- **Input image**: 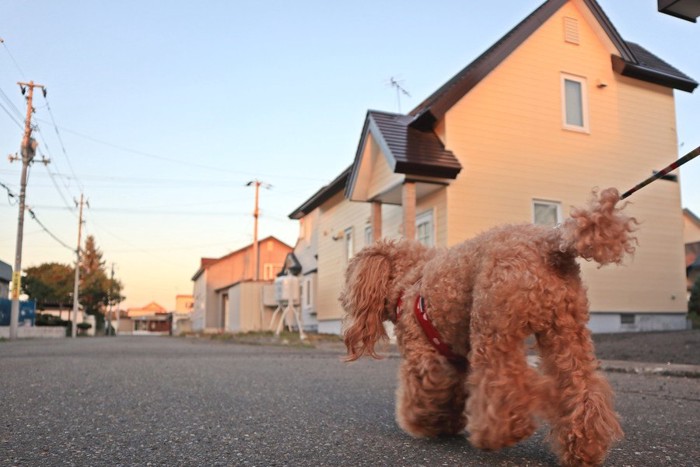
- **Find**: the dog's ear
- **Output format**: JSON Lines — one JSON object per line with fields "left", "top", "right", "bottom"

{"left": 340, "top": 244, "right": 393, "bottom": 361}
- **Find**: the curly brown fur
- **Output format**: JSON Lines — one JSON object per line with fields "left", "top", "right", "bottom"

{"left": 341, "top": 188, "right": 635, "bottom": 466}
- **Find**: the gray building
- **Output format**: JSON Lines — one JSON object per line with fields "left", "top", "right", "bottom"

{"left": 0, "top": 260, "right": 11, "bottom": 299}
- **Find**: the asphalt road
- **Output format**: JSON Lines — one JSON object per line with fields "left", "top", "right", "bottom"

{"left": 1, "top": 337, "right": 698, "bottom": 466}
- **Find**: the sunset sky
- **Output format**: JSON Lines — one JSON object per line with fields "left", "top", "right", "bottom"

{"left": 1, "top": 0, "right": 698, "bottom": 310}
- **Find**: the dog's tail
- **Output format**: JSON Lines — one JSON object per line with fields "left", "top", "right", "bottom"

{"left": 556, "top": 187, "right": 638, "bottom": 265}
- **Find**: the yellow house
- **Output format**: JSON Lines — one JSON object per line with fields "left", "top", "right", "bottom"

{"left": 289, "top": 0, "right": 697, "bottom": 335}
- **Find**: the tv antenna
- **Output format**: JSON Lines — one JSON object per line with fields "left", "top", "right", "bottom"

{"left": 388, "top": 77, "right": 410, "bottom": 113}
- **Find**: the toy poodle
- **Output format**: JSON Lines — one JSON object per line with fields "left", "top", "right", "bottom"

{"left": 341, "top": 187, "right": 636, "bottom": 466}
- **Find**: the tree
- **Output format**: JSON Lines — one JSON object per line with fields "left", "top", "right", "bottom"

{"left": 22, "top": 263, "right": 74, "bottom": 319}
{"left": 79, "top": 235, "right": 125, "bottom": 333}
{"left": 689, "top": 275, "right": 700, "bottom": 316}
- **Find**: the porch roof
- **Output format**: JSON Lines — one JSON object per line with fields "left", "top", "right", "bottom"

{"left": 344, "top": 110, "right": 461, "bottom": 201}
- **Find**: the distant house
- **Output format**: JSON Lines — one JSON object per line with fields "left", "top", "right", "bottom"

{"left": 175, "top": 294, "right": 194, "bottom": 313}
{"left": 0, "top": 260, "right": 11, "bottom": 299}
{"left": 171, "top": 294, "right": 194, "bottom": 335}
{"left": 684, "top": 209, "right": 700, "bottom": 296}
{"left": 289, "top": 0, "right": 696, "bottom": 334}
{"left": 123, "top": 301, "right": 171, "bottom": 335}
{"left": 191, "top": 236, "right": 292, "bottom": 333}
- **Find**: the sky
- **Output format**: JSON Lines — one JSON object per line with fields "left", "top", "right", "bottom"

{"left": 1, "top": 0, "right": 698, "bottom": 311}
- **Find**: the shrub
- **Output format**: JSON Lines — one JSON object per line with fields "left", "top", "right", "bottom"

{"left": 689, "top": 276, "right": 700, "bottom": 312}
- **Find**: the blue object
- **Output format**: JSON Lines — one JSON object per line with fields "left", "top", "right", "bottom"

{"left": 0, "top": 298, "right": 36, "bottom": 326}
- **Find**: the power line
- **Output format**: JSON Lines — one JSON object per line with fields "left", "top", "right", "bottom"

{"left": 1, "top": 37, "right": 27, "bottom": 79}
{"left": 1, "top": 177, "right": 73, "bottom": 250}
{"left": 34, "top": 121, "right": 331, "bottom": 183}
{"left": 0, "top": 179, "right": 18, "bottom": 205}
{"left": 43, "top": 163, "right": 77, "bottom": 214}
{"left": 0, "top": 87, "right": 24, "bottom": 128}
{"left": 41, "top": 95, "right": 84, "bottom": 192}
{"left": 26, "top": 207, "right": 74, "bottom": 251}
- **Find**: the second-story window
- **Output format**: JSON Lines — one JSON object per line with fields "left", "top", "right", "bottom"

{"left": 561, "top": 73, "right": 589, "bottom": 132}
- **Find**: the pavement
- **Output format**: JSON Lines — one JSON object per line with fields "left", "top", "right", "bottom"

{"left": 3, "top": 336, "right": 698, "bottom": 466}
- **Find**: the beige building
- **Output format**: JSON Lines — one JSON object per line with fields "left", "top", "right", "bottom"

{"left": 191, "top": 236, "right": 292, "bottom": 333}
{"left": 122, "top": 302, "right": 171, "bottom": 335}
{"left": 175, "top": 294, "right": 194, "bottom": 313}
{"left": 290, "top": 0, "right": 696, "bottom": 334}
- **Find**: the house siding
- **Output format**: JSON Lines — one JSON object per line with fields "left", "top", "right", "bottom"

{"left": 441, "top": 2, "right": 685, "bottom": 314}
{"left": 367, "top": 136, "right": 402, "bottom": 200}
{"left": 316, "top": 192, "right": 371, "bottom": 325}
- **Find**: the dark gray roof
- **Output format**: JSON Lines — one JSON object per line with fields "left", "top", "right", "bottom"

{"left": 612, "top": 42, "right": 698, "bottom": 93}
{"left": 288, "top": 166, "right": 351, "bottom": 219}
{"left": 369, "top": 111, "right": 461, "bottom": 178}
{"left": 344, "top": 110, "right": 461, "bottom": 199}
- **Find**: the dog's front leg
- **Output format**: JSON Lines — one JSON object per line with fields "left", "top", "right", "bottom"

{"left": 395, "top": 341, "right": 468, "bottom": 438}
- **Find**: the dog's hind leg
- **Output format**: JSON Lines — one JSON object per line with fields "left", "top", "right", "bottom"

{"left": 395, "top": 344, "right": 468, "bottom": 437}
{"left": 465, "top": 279, "right": 552, "bottom": 451}
{"left": 465, "top": 323, "right": 545, "bottom": 450}
{"left": 535, "top": 289, "right": 623, "bottom": 467}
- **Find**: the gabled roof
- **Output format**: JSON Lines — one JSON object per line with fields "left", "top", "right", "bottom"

{"left": 288, "top": 166, "right": 351, "bottom": 220}
{"left": 685, "top": 208, "right": 700, "bottom": 227}
{"left": 409, "top": 0, "right": 697, "bottom": 128}
{"left": 191, "top": 235, "right": 292, "bottom": 281}
{"left": 345, "top": 110, "right": 461, "bottom": 199}
{"left": 281, "top": 252, "right": 302, "bottom": 276}
{"left": 127, "top": 301, "right": 167, "bottom": 314}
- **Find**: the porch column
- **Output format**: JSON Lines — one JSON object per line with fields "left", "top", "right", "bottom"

{"left": 402, "top": 181, "right": 416, "bottom": 240}
{"left": 371, "top": 201, "right": 382, "bottom": 241}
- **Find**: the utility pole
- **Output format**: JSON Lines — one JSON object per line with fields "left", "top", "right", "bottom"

{"left": 71, "top": 193, "right": 86, "bottom": 338}
{"left": 8, "top": 81, "right": 45, "bottom": 340}
{"left": 246, "top": 180, "right": 270, "bottom": 281}
{"left": 107, "top": 263, "right": 114, "bottom": 336}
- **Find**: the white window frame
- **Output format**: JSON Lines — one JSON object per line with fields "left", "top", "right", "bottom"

{"left": 561, "top": 73, "right": 589, "bottom": 133}
{"left": 364, "top": 225, "right": 373, "bottom": 246}
{"left": 415, "top": 209, "right": 435, "bottom": 247}
{"left": 344, "top": 227, "right": 354, "bottom": 261}
{"left": 303, "top": 277, "right": 312, "bottom": 308}
{"left": 263, "top": 263, "right": 276, "bottom": 281}
{"left": 532, "top": 199, "right": 562, "bottom": 226}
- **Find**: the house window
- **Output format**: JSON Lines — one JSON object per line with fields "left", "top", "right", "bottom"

{"left": 561, "top": 74, "right": 588, "bottom": 132}
{"left": 263, "top": 263, "right": 280, "bottom": 280}
{"left": 620, "top": 314, "right": 635, "bottom": 325}
{"left": 344, "top": 227, "right": 354, "bottom": 260}
{"left": 416, "top": 210, "right": 434, "bottom": 247}
{"left": 364, "top": 225, "right": 373, "bottom": 246}
{"left": 533, "top": 200, "right": 562, "bottom": 226}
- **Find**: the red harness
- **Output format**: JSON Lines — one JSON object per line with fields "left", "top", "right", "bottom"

{"left": 396, "top": 294, "right": 468, "bottom": 371}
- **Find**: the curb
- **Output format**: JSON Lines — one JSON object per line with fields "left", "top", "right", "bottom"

{"left": 599, "top": 359, "right": 700, "bottom": 379}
